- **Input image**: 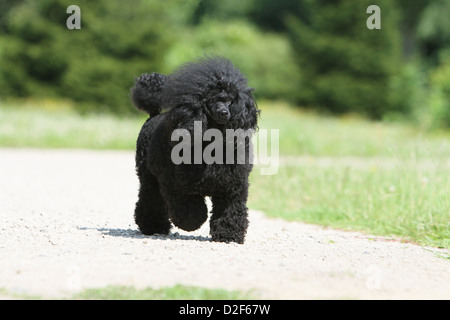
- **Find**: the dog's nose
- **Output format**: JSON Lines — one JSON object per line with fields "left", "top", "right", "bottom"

{"left": 219, "top": 109, "right": 229, "bottom": 120}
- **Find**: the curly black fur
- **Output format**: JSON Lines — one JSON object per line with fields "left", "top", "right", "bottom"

{"left": 130, "top": 72, "right": 167, "bottom": 117}
{"left": 131, "top": 57, "right": 260, "bottom": 244}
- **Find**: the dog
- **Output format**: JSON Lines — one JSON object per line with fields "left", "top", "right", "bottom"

{"left": 130, "top": 57, "right": 259, "bottom": 243}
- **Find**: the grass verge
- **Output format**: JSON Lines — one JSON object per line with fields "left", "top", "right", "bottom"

{"left": 249, "top": 158, "right": 450, "bottom": 248}
{"left": 0, "top": 100, "right": 143, "bottom": 149}
{"left": 0, "top": 284, "right": 255, "bottom": 300}
{"left": 250, "top": 101, "right": 449, "bottom": 248}
{"left": 73, "top": 284, "right": 254, "bottom": 300}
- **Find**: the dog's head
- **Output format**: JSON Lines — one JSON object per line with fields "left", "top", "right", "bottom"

{"left": 202, "top": 75, "right": 259, "bottom": 129}
{"left": 163, "top": 57, "right": 260, "bottom": 131}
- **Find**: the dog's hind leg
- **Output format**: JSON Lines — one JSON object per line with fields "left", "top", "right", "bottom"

{"left": 135, "top": 170, "right": 171, "bottom": 235}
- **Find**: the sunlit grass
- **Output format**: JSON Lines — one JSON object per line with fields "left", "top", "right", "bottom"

{"left": 73, "top": 284, "right": 254, "bottom": 300}
{"left": 249, "top": 157, "right": 450, "bottom": 248}
{"left": 0, "top": 99, "right": 143, "bottom": 149}
{"left": 251, "top": 101, "right": 450, "bottom": 248}
{"left": 0, "top": 285, "right": 255, "bottom": 300}
{"left": 257, "top": 100, "right": 450, "bottom": 158}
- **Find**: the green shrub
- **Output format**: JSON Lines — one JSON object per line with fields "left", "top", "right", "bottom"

{"left": 0, "top": 1, "right": 300, "bottom": 112}
{"left": 164, "top": 20, "right": 301, "bottom": 102}
{"left": 0, "top": 0, "right": 182, "bottom": 114}
{"left": 286, "top": 0, "right": 403, "bottom": 119}
{"left": 388, "top": 62, "right": 427, "bottom": 123}
{"left": 428, "top": 62, "right": 450, "bottom": 128}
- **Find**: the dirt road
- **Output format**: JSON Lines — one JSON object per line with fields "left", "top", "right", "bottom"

{"left": 0, "top": 149, "right": 449, "bottom": 299}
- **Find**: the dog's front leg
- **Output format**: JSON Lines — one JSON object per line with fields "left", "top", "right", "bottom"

{"left": 210, "top": 190, "right": 249, "bottom": 244}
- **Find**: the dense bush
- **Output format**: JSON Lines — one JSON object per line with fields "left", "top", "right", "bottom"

{"left": 0, "top": 0, "right": 188, "bottom": 113}
{"left": 388, "top": 62, "right": 427, "bottom": 123}
{"left": 164, "top": 20, "right": 301, "bottom": 102}
{"left": 0, "top": 0, "right": 302, "bottom": 112}
{"left": 286, "top": 0, "right": 403, "bottom": 119}
{"left": 428, "top": 61, "right": 450, "bottom": 128}
{"left": 0, "top": 0, "right": 449, "bottom": 128}
{"left": 417, "top": 0, "right": 450, "bottom": 65}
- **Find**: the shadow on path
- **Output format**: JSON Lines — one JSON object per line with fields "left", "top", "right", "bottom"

{"left": 78, "top": 226, "right": 211, "bottom": 242}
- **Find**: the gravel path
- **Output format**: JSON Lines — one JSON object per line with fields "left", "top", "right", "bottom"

{"left": 0, "top": 149, "right": 449, "bottom": 299}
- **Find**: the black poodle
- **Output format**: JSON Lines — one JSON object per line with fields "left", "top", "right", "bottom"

{"left": 130, "top": 57, "right": 259, "bottom": 243}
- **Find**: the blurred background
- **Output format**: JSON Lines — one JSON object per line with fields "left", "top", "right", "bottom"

{"left": 0, "top": 0, "right": 449, "bottom": 129}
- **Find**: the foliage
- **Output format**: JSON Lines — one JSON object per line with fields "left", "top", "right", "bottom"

{"left": 428, "top": 61, "right": 450, "bottom": 128}
{"left": 164, "top": 20, "right": 301, "bottom": 101}
{"left": 190, "top": 0, "right": 254, "bottom": 24}
{"left": 417, "top": 0, "right": 450, "bottom": 65}
{"left": 388, "top": 62, "right": 427, "bottom": 123}
{"left": 0, "top": 0, "right": 449, "bottom": 127}
{"left": 249, "top": 0, "right": 311, "bottom": 32}
{"left": 286, "top": 0, "right": 403, "bottom": 119}
{"left": 0, "top": 0, "right": 189, "bottom": 113}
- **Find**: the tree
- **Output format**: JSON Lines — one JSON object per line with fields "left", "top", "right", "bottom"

{"left": 0, "top": 0, "right": 187, "bottom": 113}
{"left": 417, "top": 0, "right": 450, "bottom": 65}
{"left": 287, "top": 0, "right": 403, "bottom": 119}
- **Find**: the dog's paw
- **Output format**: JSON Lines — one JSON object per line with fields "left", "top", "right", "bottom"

{"left": 136, "top": 219, "right": 171, "bottom": 236}
{"left": 211, "top": 232, "right": 245, "bottom": 244}
{"left": 210, "top": 214, "right": 248, "bottom": 244}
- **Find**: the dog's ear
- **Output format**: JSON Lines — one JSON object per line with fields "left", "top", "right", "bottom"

{"left": 168, "top": 105, "right": 208, "bottom": 146}
{"left": 244, "top": 95, "right": 260, "bottom": 131}
{"left": 230, "top": 92, "right": 259, "bottom": 131}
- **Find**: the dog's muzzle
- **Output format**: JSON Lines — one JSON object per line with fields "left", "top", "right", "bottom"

{"left": 214, "top": 103, "right": 230, "bottom": 124}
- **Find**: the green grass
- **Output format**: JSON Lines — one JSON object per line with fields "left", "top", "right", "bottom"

{"left": 0, "top": 285, "right": 254, "bottom": 300}
{"left": 73, "top": 284, "right": 254, "bottom": 300}
{"left": 2, "top": 99, "right": 449, "bottom": 157}
{"left": 249, "top": 101, "right": 450, "bottom": 248}
{"left": 258, "top": 100, "right": 450, "bottom": 158}
{"left": 249, "top": 159, "right": 450, "bottom": 248}
{"left": 1, "top": 99, "right": 449, "bottom": 248}
{"left": 0, "top": 99, "right": 142, "bottom": 149}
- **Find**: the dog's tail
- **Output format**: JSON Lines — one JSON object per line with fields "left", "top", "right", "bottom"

{"left": 130, "top": 72, "right": 167, "bottom": 117}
